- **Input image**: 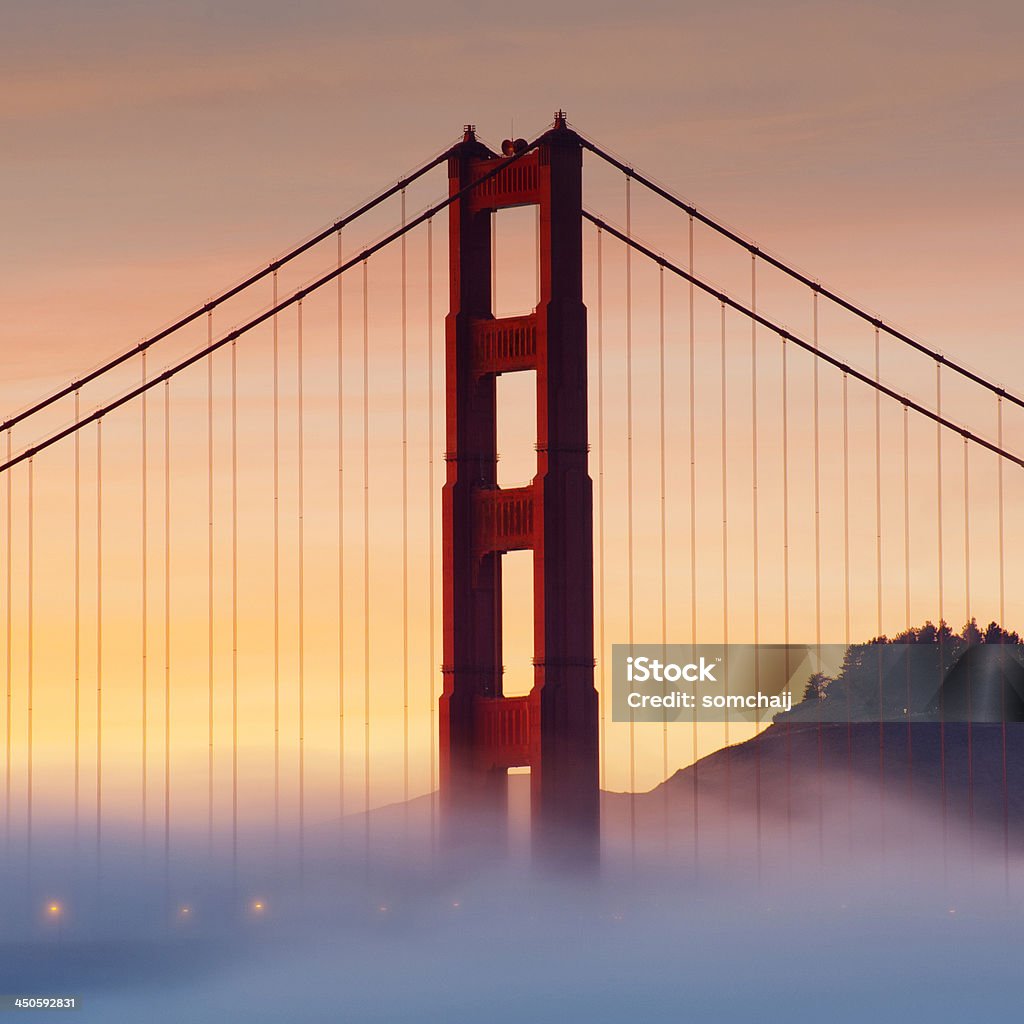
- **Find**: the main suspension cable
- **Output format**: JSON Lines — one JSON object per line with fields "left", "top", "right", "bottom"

{"left": 582, "top": 213, "right": 1024, "bottom": 468}
{"left": 0, "top": 135, "right": 546, "bottom": 477}
{"left": 580, "top": 137, "right": 1024, "bottom": 412}
{"left": 0, "top": 148, "right": 456, "bottom": 435}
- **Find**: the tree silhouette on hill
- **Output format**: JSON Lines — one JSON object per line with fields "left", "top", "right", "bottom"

{"left": 781, "top": 620, "right": 1024, "bottom": 723}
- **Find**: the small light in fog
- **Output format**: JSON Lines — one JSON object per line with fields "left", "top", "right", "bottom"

{"left": 252, "top": 900, "right": 265, "bottom": 913}
{"left": 378, "top": 904, "right": 388, "bottom": 913}
{"left": 180, "top": 906, "right": 191, "bottom": 917}
{"left": 451, "top": 901, "right": 460, "bottom": 909}
{"left": 948, "top": 908, "right": 957, "bottom": 915}
{"left": 47, "top": 902, "right": 61, "bottom": 917}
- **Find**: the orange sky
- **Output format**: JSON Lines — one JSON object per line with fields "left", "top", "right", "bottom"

{"left": 2, "top": 0, "right": 1022, "bottom": 835}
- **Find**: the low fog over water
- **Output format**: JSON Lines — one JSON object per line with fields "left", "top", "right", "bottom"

{"left": 3, "top": 723, "right": 1024, "bottom": 1022}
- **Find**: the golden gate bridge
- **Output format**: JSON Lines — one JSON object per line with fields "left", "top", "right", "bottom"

{"left": 1, "top": 112, "right": 1021, "bottom": 895}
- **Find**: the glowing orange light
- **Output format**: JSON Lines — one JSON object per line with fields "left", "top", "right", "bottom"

{"left": 47, "top": 902, "right": 61, "bottom": 916}
{"left": 180, "top": 906, "right": 191, "bottom": 916}
{"left": 252, "top": 900, "right": 265, "bottom": 913}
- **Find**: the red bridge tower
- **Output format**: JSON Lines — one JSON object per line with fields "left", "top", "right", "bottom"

{"left": 439, "top": 114, "right": 599, "bottom": 858}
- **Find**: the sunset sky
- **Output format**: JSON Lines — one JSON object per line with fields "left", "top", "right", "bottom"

{"left": 2, "top": 0, "right": 1022, "bottom": 834}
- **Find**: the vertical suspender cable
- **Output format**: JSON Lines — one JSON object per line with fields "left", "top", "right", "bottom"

{"left": 751, "top": 255, "right": 760, "bottom": 663}
{"left": 26, "top": 458, "right": 33, "bottom": 876}
{"left": 781, "top": 334, "right": 791, "bottom": 862}
{"left": 141, "top": 358, "right": 148, "bottom": 850}
{"left": 96, "top": 422, "right": 103, "bottom": 872}
{"left": 625, "top": 176, "right": 635, "bottom": 831}
{"left": 875, "top": 329, "right": 884, "bottom": 848}
{"left": 936, "top": 365, "right": 944, "bottom": 629}
{"left": 163, "top": 381, "right": 171, "bottom": 885}
{"left": 688, "top": 217, "right": 696, "bottom": 647}
{"left": 964, "top": 435, "right": 973, "bottom": 839}
{"left": 963, "top": 439, "right": 970, "bottom": 626}
{"left": 995, "top": 397, "right": 1003, "bottom": 626}
{"left": 904, "top": 404, "right": 911, "bottom": 631}
{"left": 659, "top": 266, "right": 667, "bottom": 794}
{"left": 272, "top": 271, "right": 281, "bottom": 852}
{"left": 4, "top": 430, "right": 10, "bottom": 856}
{"left": 688, "top": 216, "right": 699, "bottom": 868}
{"left": 812, "top": 291, "right": 823, "bottom": 864}
{"left": 903, "top": 403, "right": 913, "bottom": 801}
{"left": 207, "top": 316, "right": 215, "bottom": 854}
{"left": 338, "top": 230, "right": 346, "bottom": 824}
{"left": 363, "top": 260, "right": 370, "bottom": 840}
{"left": 232, "top": 332, "right": 240, "bottom": 879}
{"left": 751, "top": 254, "right": 761, "bottom": 879}
{"left": 76, "top": 393, "right": 82, "bottom": 848}
{"left": 427, "top": 221, "right": 436, "bottom": 828}
{"left": 596, "top": 226, "right": 606, "bottom": 792}
{"left": 875, "top": 329, "right": 883, "bottom": 635}
{"left": 720, "top": 301, "right": 731, "bottom": 854}
{"left": 997, "top": 397, "right": 1008, "bottom": 892}
{"left": 720, "top": 303, "right": 728, "bottom": 656}
{"left": 843, "top": 374, "right": 850, "bottom": 643}
{"left": 842, "top": 371, "right": 852, "bottom": 850}
{"left": 936, "top": 365, "right": 947, "bottom": 875}
{"left": 296, "top": 301, "right": 304, "bottom": 874}
{"left": 401, "top": 189, "right": 410, "bottom": 806}
{"left": 812, "top": 293, "right": 821, "bottom": 654}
